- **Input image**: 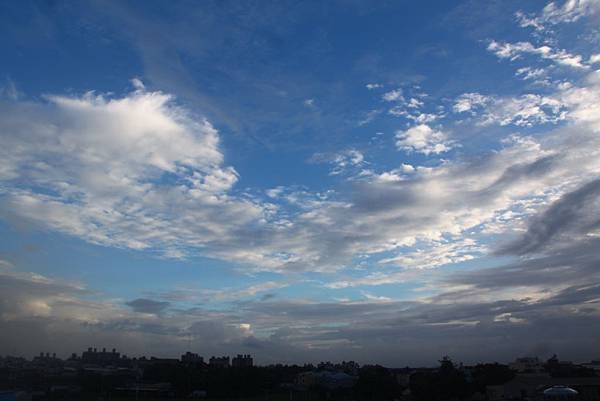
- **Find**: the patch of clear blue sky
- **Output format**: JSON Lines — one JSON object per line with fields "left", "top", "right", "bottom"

{"left": 0, "top": 0, "right": 543, "bottom": 170}
{"left": 0, "top": 0, "right": 561, "bottom": 306}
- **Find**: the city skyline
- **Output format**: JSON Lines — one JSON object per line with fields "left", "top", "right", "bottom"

{"left": 6, "top": 346, "right": 600, "bottom": 370}
{"left": 1, "top": 0, "right": 600, "bottom": 366}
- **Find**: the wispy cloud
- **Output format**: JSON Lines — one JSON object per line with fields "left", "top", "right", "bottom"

{"left": 487, "top": 40, "right": 588, "bottom": 69}
{"left": 516, "top": 0, "right": 600, "bottom": 30}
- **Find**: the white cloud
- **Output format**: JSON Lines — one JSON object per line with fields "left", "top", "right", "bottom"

{"left": 366, "top": 83, "right": 383, "bottom": 90}
{"left": 453, "top": 92, "right": 491, "bottom": 113}
{"left": 487, "top": 40, "right": 588, "bottom": 69}
{"left": 131, "top": 77, "right": 145, "bottom": 90}
{"left": 0, "top": 78, "right": 21, "bottom": 100}
{"left": 375, "top": 171, "right": 403, "bottom": 183}
{"left": 401, "top": 163, "right": 415, "bottom": 173}
{"left": 2, "top": 68, "right": 600, "bottom": 277}
{"left": 312, "top": 149, "right": 365, "bottom": 176}
{"left": 515, "top": 67, "right": 549, "bottom": 83}
{"left": 320, "top": 71, "right": 600, "bottom": 274}
{"left": 494, "top": 313, "right": 527, "bottom": 324}
{"left": 191, "top": 281, "right": 290, "bottom": 302}
{"left": 379, "top": 238, "right": 485, "bottom": 269}
{"left": 266, "top": 186, "right": 285, "bottom": 199}
{"left": 395, "top": 124, "right": 455, "bottom": 155}
{"left": 481, "top": 94, "right": 567, "bottom": 127}
{"left": 589, "top": 54, "right": 600, "bottom": 64}
{"left": 411, "top": 113, "right": 439, "bottom": 123}
{"left": 558, "top": 70, "right": 600, "bottom": 129}
{"left": 303, "top": 98, "right": 315, "bottom": 108}
{"left": 360, "top": 291, "right": 392, "bottom": 302}
{"left": 4, "top": 0, "right": 600, "bottom": 365}
{"left": 358, "top": 109, "right": 382, "bottom": 126}
{"left": 0, "top": 88, "right": 264, "bottom": 259}
{"left": 454, "top": 92, "right": 567, "bottom": 127}
{"left": 382, "top": 89, "right": 404, "bottom": 102}
{"left": 372, "top": 164, "right": 416, "bottom": 183}
{"left": 515, "top": 10, "right": 546, "bottom": 31}
{"left": 407, "top": 98, "right": 424, "bottom": 109}
{"left": 517, "top": 0, "right": 600, "bottom": 30}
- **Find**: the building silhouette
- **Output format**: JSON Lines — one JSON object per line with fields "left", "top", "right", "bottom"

{"left": 209, "top": 356, "right": 230, "bottom": 368}
{"left": 181, "top": 351, "right": 204, "bottom": 364}
{"left": 232, "top": 354, "right": 253, "bottom": 368}
{"left": 81, "top": 347, "right": 122, "bottom": 365}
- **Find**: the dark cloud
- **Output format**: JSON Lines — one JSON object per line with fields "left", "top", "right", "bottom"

{"left": 498, "top": 178, "right": 600, "bottom": 255}
{"left": 126, "top": 298, "right": 171, "bottom": 315}
{"left": 448, "top": 239, "right": 600, "bottom": 292}
{"left": 477, "top": 155, "right": 558, "bottom": 200}
{"left": 259, "top": 293, "right": 276, "bottom": 301}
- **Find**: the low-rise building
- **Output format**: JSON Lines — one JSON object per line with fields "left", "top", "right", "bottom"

{"left": 209, "top": 356, "right": 230, "bottom": 368}
{"left": 509, "top": 357, "right": 545, "bottom": 374}
{"left": 81, "top": 347, "right": 122, "bottom": 366}
{"left": 232, "top": 354, "right": 253, "bottom": 368}
{"left": 295, "top": 371, "right": 357, "bottom": 390}
{"left": 181, "top": 352, "right": 204, "bottom": 365}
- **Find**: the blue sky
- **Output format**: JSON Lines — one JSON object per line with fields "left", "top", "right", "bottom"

{"left": 1, "top": 0, "right": 600, "bottom": 366}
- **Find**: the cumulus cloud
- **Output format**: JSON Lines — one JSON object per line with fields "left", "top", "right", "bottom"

{"left": 395, "top": 124, "right": 455, "bottom": 154}
{"left": 371, "top": 164, "right": 416, "bottom": 183}
{"left": 0, "top": 86, "right": 265, "bottom": 259}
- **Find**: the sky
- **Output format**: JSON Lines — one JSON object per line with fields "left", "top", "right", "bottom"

{"left": 1, "top": 0, "right": 600, "bottom": 367}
